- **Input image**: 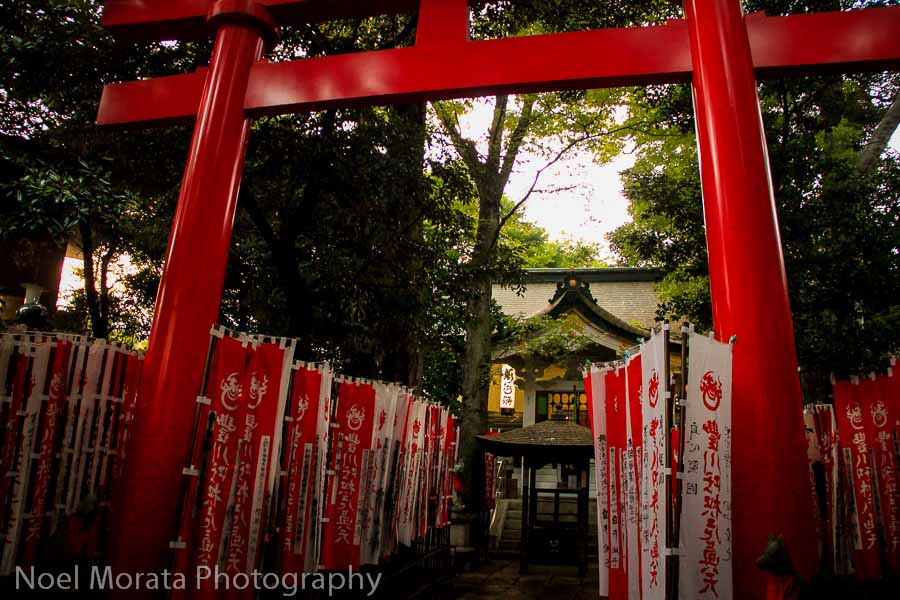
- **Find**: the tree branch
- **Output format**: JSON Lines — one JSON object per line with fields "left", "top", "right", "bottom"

{"left": 240, "top": 185, "right": 281, "bottom": 256}
{"left": 491, "top": 122, "right": 645, "bottom": 250}
{"left": 376, "top": 13, "right": 419, "bottom": 50}
{"left": 486, "top": 95, "right": 509, "bottom": 173}
{"left": 498, "top": 95, "right": 537, "bottom": 188}
{"left": 434, "top": 102, "right": 483, "bottom": 169}
{"left": 858, "top": 92, "right": 900, "bottom": 174}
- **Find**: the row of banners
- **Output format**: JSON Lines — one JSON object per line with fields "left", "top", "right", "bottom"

{"left": 583, "top": 326, "right": 734, "bottom": 600}
{"left": 0, "top": 327, "right": 458, "bottom": 587}
{"left": 806, "top": 368, "right": 900, "bottom": 580}
{"left": 168, "top": 326, "right": 457, "bottom": 596}
{"left": 0, "top": 333, "right": 144, "bottom": 575}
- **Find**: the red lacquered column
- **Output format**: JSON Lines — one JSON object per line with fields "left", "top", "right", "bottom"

{"left": 683, "top": 0, "right": 817, "bottom": 596}
{"left": 109, "top": 0, "right": 276, "bottom": 578}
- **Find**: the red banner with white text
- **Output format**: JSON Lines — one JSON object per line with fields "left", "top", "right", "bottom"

{"left": 322, "top": 381, "right": 376, "bottom": 570}
{"left": 833, "top": 379, "right": 882, "bottom": 579}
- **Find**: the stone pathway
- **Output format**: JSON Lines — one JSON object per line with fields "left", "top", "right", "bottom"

{"left": 437, "top": 559, "right": 603, "bottom": 600}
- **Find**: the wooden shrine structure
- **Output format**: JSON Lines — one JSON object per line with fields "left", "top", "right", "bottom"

{"left": 478, "top": 415, "right": 594, "bottom": 576}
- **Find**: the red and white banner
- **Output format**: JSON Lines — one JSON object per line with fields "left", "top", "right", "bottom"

{"left": 861, "top": 376, "right": 900, "bottom": 573}
{"left": 385, "top": 393, "right": 412, "bottom": 556}
{"left": 439, "top": 412, "right": 456, "bottom": 528}
{"left": 112, "top": 353, "right": 143, "bottom": 485}
{"left": 22, "top": 339, "right": 73, "bottom": 563}
{"left": 833, "top": 378, "right": 881, "bottom": 579}
{"left": 679, "top": 330, "right": 733, "bottom": 600}
{"left": 360, "top": 382, "right": 400, "bottom": 565}
{"left": 640, "top": 329, "right": 667, "bottom": 599}
{"left": 805, "top": 404, "right": 844, "bottom": 574}
{"left": 310, "top": 364, "right": 334, "bottom": 569}
{"left": 0, "top": 350, "right": 30, "bottom": 517}
{"left": 606, "top": 366, "right": 627, "bottom": 599}
{"left": 223, "top": 341, "right": 288, "bottom": 576}
{"left": 322, "top": 381, "right": 376, "bottom": 569}
{"left": 0, "top": 337, "right": 14, "bottom": 404}
{"left": 281, "top": 363, "right": 325, "bottom": 572}
{"left": 398, "top": 399, "right": 426, "bottom": 547}
{"left": 67, "top": 341, "right": 106, "bottom": 513}
{"left": 586, "top": 364, "right": 610, "bottom": 597}
{"left": 2, "top": 340, "right": 51, "bottom": 575}
{"left": 624, "top": 355, "right": 642, "bottom": 600}
{"left": 193, "top": 335, "right": 252, "bottom": 575}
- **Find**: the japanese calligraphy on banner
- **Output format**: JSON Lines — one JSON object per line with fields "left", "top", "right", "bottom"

{"left": 112, "top": 353, "right": 144, "bottom": 487}
{"left": 833, "top": 379, "right": 882, "bottom": 579}
{"left": 606, "top": 366, "right": 627, "bottom": 599}
{"left": 624, "top": 355, "right": 643, "bottom": 600}
{"left": 383, "top": 393, "right": 412, "bottom": 557}
{"left": 0, "top": 334, "right": 143, "bottom": 576}
{"left": 1, "top": 341, "right": 51, "bottom": 575}
{"left": 282, "top": 364, "right": 325, "bottom": 573}
{"left": 310, "top": 365, "right": 334, "bottom": 569}
{"left": 804, "top": 404, "right": 845, "bottom": 575}
{"left": 585, "top": 364, "right": 610, "bottom": 597}
{"left": 500, "top": 365, "right": 516, "bottom": 411}
{"left": 640, "top": 329, "right": 667, "bottom": 600}
{"left": 398, "top": 399, "right": 427, "bottom": 547}
{"left": 23, "top": 339, "right": 72, "bottom": 563}
{"left": 193, "top": 335, "right": 252, "bottom": 575}
{"left": 322, "top": 381, "right": 376, "bottom": 570}
{"left": 439, "top": 413, "right": 457, "bottom": 528}
{"left": 861, "top": 377, "right": 900, "bottom": 573}
{"left": 679, "top": 331, "right": 733, "bottom": 600}
{"left": 66, "top": 341, "right": 106, "bottom": 514}
{"left": 360, "top": 382, "right": 400, "bottom": 565}
{"left": 223, "top": 341, "right": 288, "bottom": 576}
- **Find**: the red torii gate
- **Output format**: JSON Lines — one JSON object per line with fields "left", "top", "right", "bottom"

{"left": 98, "top": 0, "right": 900, "bottom": 596}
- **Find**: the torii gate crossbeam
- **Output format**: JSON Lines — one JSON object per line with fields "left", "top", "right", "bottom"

{"left": 97, "top": 1, "right": 900, "bottom": 598}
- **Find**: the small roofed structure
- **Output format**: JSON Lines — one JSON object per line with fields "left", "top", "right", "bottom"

{"left": 477, "top": 417, "right": 594, "bottom": 463}
{"left": 477, "top": 415, "right": 593, "bottom": 576}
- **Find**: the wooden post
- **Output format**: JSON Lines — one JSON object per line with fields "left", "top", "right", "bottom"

{"left": 578, "top": 461, "right": 589, "bottom": 577}
{"left": 520, "top": 457, "right": 530, "bottom": 574}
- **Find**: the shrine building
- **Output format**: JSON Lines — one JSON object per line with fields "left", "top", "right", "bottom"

{"left": 488, "top": 267, "right": 671, "bottom": 431}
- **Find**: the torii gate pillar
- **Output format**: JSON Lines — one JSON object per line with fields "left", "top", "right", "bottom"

{"left": 685, "top": 0, "right": 817, "bottom": 595}
{"left": 108, "top": 0, "right": 277, "bottom": 578}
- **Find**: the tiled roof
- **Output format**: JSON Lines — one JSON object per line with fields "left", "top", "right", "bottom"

{"left": 477, "top": 418, "right": 593, "bottom": 450}
{"left": 493, "top": 268, "right": 662, "bottom": 329}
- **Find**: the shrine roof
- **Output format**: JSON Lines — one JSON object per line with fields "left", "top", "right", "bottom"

{"left": 476, "top": 417, "right": 594, "bottom": 460}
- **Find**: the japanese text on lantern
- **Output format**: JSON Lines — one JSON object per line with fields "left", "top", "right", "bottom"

{"left": 500, "top": 365, "right": 516, "bottom": 411}
{"left": 700, "top": 419, "right": 721, "bottom": 597}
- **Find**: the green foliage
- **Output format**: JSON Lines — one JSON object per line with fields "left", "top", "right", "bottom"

{"left": 502, "top": 213, "right": 606, "bottom": 269}
{"left": 494, "top": 312, "right": 596, "bottom": 364}
{"left": 1, "top": 158, "right": 135, "bottom": 241}
{"left": 608, "top": 20, "right": 900, "bottom": 375}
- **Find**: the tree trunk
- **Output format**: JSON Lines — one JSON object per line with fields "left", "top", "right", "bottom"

{"left": 99, "top": 245, "right": 115, "bottom": 336}
{"left": 434, "top": 94, "right": 535, "bottom": 512}
{"left": 858, "top": 93, "right": 900, "bottom": 174}
{"left": 458, "top": 174, "right": 503, "bottom": 510}
{"left": 78, "top": 221, "right": 108, "bottom": 339}
{"left": 387, "top": 102, "right": 428, "bottom": 388}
